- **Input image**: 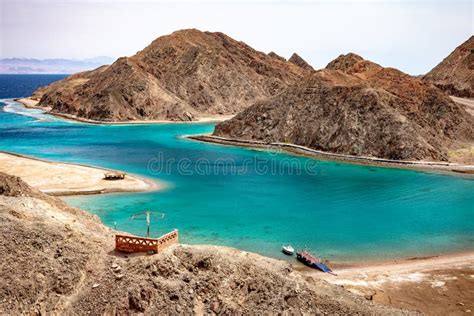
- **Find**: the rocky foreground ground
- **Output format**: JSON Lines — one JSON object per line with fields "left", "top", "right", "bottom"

{"left": 0, "top": 172, "right": 416, "bottom": 314}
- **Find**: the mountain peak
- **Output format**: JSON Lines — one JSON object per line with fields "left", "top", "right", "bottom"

{"left": 288, "top": 53, "right": 314, "bottom": 71}
{"left": 325, "top": 53, "right": 364, "bottom": 72}
{"left": 268, "top": 51, "right": 286, "bottom": 62}
{"left": 325, "top": 53, "right": 385, "bottom": 81}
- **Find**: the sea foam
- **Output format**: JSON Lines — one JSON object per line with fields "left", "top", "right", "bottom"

{"left": 1, "top": 99, "right": 59, "bottom": 122}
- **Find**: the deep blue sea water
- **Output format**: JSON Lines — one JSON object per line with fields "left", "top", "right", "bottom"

{"left": 0, "top": 75, "right": 473, "bottom": 262}
{"left": 0, "top": 74, "right": 68, "bottom": 98}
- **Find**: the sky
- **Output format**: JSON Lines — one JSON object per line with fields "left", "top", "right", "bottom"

{"left": 0, "top": 0, "right": 472, "bottom": 75}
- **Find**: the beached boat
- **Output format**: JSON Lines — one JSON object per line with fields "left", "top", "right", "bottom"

{"left": 104, "top": 171, "right": 126, "bottom": 180}
{"left": 296, "top": 250, "right": 333, "bottom": 273}
{"left": 282, "top": 245, "right": 295, "bottom": 255}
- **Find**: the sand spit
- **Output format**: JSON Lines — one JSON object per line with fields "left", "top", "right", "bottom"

{"left": 15, "top": 98, "right": 233, "bottom": 124}
{"left": 14, "top": 97, "right": 47, "bottom": 110}
{"left": 188, "top": 135, "right": 474, "bottom": 176}
{"left": 0, "top": 152, "right": 161, "bottom": 196}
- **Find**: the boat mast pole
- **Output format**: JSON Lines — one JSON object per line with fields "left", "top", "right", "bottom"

{"left": 146, "top": 211, "right": 150, "bottom": 238}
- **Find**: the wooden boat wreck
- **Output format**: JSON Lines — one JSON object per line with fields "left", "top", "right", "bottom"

{"left": 104, "top": 171, "right": 126, "bottom": 180}
{"left": 296, "top": 250, "right": 334, "bottom": 274}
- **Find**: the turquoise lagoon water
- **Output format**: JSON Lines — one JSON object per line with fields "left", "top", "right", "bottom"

{"left": 0, "top": 99, "right": 473, "bottom": 262}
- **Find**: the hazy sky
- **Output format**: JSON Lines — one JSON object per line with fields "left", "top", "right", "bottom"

{"left": 1, "top": 0, "right": 472, "bottom": 74}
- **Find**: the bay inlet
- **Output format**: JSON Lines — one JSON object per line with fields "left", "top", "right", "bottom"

{"left": 0, "top": 97, "right": 473, "bottom": 262}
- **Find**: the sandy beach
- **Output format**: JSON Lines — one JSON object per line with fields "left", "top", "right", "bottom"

{"left": 15, "top": 98, "right": 234, "bottom": 124}
{"left": 306, "top": 252, "right": 474, "bottom": 314}
{"left": 14, "top": 97, "right": 50, "bottom": 110}
{"left": 0, "top": 151, "right": 161, "bottom": 195}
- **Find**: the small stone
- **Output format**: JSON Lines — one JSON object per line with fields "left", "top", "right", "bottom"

{"left": 92, "top": 283, "right": 100, "bottom": 288}
{"left": 457, "top": 302, "right": 465, "bottom": 306}
{"left": 188, "top": 289, "right": 194, "bottom": 294}
{"left": 111, "top": 262, "right": 118, "bottom": 269}
{"left": 364, "top": 294, "right": 373, "bottom": 301}
{"left": 115, "top": 274, "right": 124, "bottom": 280}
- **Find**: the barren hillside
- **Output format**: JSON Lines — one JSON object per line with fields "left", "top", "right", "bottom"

{"left": 32, "top": 29, "right": 309, "bottom": 122}
{"left": 423, "top": 36, "right": 474, "bottom": 97}
{"left": 214, "top": 54, "right": 474, "bottom": 161}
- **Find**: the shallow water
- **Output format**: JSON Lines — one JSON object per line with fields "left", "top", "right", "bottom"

{"left": 0, "top": 95, "right": 473, "bottom": 262}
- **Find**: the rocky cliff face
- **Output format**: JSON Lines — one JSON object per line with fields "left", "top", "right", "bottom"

{"left": 423, "top": 36, "right": 474, "bottom": 97}
{"left": 214, "top": 54, "right": 474, "bottom": 161}
{"left": 34, "top": 29, "right": 308, "bottom": 122}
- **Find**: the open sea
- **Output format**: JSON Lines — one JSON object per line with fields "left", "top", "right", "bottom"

{"left": 0, "top": 74, "right": 473, "bottom": 262}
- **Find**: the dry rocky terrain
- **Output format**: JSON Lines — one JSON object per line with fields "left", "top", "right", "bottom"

{"left": 423, "top": 36, "right": 474, "bottom": 97}
{"left": 0, "top": 172, "right": 417, "bottom": 314}
{"left": 32, "top": 29, "right": 308, "bottom": 122}
{"left": 288, "top": 53, "right": 315, "bottom": 71}
{"left": 214, "top": 53, "right": 474, "bottom": 161}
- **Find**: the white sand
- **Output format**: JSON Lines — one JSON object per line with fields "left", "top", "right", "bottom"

{"left": 0, "top": 152, "right": 162, "bottom": 195}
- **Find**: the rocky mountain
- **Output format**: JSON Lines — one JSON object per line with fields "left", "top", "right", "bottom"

{"left": 423, "top": 36, "right": 474, "bottom": 97}
{"left": 288, "top": 53, "right": 314, "bottom": 71}
{"left": 32, "top": 29, "right": 309, "bottom": 122}
{"left": 214, "top": 54, "right": 474, "bottom": 161}
{"left": 0, "top": 172, "right": 410, "bottom": 314}
{"left": 267, "top": 51, "right": 287, "bottom": 62}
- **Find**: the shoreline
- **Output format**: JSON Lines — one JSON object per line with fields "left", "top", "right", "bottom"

{"left": 187, "top": 134, "right": 474, "bottom": 176}
{"left": 12, "top": 97, "right": 50, "bottom": 110}
{"left": 307, "top": 250, "right": 474, "bottom": 314}
{"left": 7, "top": 150, "right": 471, "bottom": 271}
{"left": 14, "top": 98, "right": 234, "bottom": 124}
{"left": 0, "top": 151, "right": 163, "bottom": 196}
{"left": 2, "top": 149, "right": 470, "bottom": 271}
{"left": 311, "top": 249, "right": 474, "bottom": 271}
